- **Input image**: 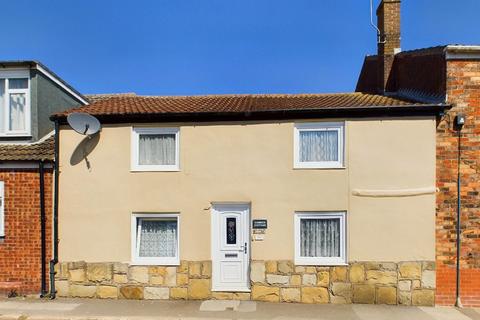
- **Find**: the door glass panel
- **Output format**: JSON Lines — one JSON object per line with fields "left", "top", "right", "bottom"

{"left": 226, "top": 217, "right": 237, "bottom": 245}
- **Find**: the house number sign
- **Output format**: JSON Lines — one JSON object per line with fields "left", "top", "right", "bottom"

{"left": 252, "top": 219, "right": 267, "bottom": 229}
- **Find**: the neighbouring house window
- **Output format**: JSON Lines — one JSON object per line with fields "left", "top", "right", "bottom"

{"left": 0, "top": 181, "right": 4, "bottom": 237}
{"left": 131, "top": 213, "right": 180, "bottom": 265}
{"left": 0, "top": 72, "right": 30, "bottom": 136}
{"left": 131, "top": 127, "right": 180, "bottom": 171}
{"left": 294, "top": 212, "right": 346, "bottom": 265}
{"left": 294, "top": 122, "right": 344, "bottom": 168}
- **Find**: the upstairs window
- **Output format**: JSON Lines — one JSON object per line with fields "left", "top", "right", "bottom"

{"left": 0, "top": 71, "right": 30, "bottom": 136}
{"left": 131, "top": 127, "right": 180, "bottom": 171}
{"left": 294, "top": 122, "right": 344, "bottom": 169}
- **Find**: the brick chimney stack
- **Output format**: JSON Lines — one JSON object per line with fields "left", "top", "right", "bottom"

{"left": 376, "top": 0, "right": 401, "bottom": 93}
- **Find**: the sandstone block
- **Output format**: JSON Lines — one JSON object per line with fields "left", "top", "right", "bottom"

{"left": 97, "top": 286, "right": 118, "bottom": 299}
{"left": 366, "top": 270, "right": 397, "bottom": 285}
{"left": 177, "top": 273, "right": 189, "bottom": 286}
{"left": 178, "top": 261, "right": 189, "bottom": 273}
{"left": 55, "top": 280, "right": 69, "bottom": 297}
{"left": 422, "top": 261, "right": 435, "bottom": 271}
{"left": 68, "top": 261, "right": 86, "bottom": 270}
{"left": 165, "top": 267, "right": 177, "bottom": 286}
{"left": 120, "top": 286, "right": 144, "bottom": 299}
{"left": 252, "top": 285, "right": 279, "bottom": 302}
{"left": 69, "top": 269, "right": 86, "bottom": 282}
{"left": 305, "top": 267, "right": 317, "bottom": 273}
{"left": 202, "top": 261, "right": 212, "bottom": 277}
{"left": 144, "top": 287, "right": 169, "bottom": 300}
{"left": 129, "top": 266, "right": 149, "bottom": 283}
{"left": 290, "top": 275, "right": 301, "bottom": 286}
{"left": 265, "top": 261, "right": 277, "bottom": 273}
{"left": 412, "top": 290, "right": 434, "bottom": 306}
{"left": 188, "top": 279, "right": 211, "bottom": 300}
{"left": 113, "top": 274, "right": 128, "bottom": 284}
{"left": 59, "top": 263, "right": 69, "bottom": 279}
{"left": 87, "top": 263, "right": 112, "bottom": 282}
{"left": 317, "top": 271, "right": 329, "bottom": 287}
{"left": 398, "top": 291, "right": 412, "bottom": 306}
{"left": 353, "top": 285, "right": 375, "bottom": 304}
{"left": 170, "top": 287, "right": 188, "bottom": 300}
{"left": 331, "top": 267, "right": 348, "bottom": 282}
{"left": 148, "top": 266, "right": 166, "bottom": 276}
{"left": 295, "top": 266, "right": 306, "bottom": 273}
{"left": 266, "top": 274, "right": 289, "bottom": 285}
{"left": 113, "top": 263, "right": 128, "bottom": 274}
{"left": 349, "top": 264, "right": 365, "bottom": 283}
{"left": 278, "top": 261, "right": 294, "bottom": 274}
{"left": 251, "top": 261, "right": 266, "bottom": 283}
{"left": 233, "top": 292, "right": 251, "bottom": 300}
{"left": 421, "top": 270, "right": 435, "bottom": 289}
{"left": 331, "top": 282, "right": 352, "bottom": 302}
{"left": 376, "top": 287, "right": 397, "bottom": 305}
{"left": 399, "top": 262, "right": 421, "bottom": 279}
{"left": 302, "top": 274, "right": 317, "bottom": 286}
{"left": 330, "top": 295, "right": 348, "bottom": 304}
{"left": 189, "top": 262, "right": 202, "bottom": 278}
{"left": 398, "top": 280, "right": 411, "bottom": 291}
{"left": 412, "top": 280, "right": 421, "bottom": 289}
{"left": 69, "top": 284, "right": 96, "bottom": 298}
{"left": 301, "top": 287, "right": 329, "bottom": 304}
{"left": 150, "top": 275, "right": 164, "bottom": 285}
{"left": 212, "top": 292, "right": 233, "bottom": 300}
{"left": 365, "top": 262, "right": 396, "bottom": 271}
{"left": 281, "top": 288, "right": 301, "bottom": 303}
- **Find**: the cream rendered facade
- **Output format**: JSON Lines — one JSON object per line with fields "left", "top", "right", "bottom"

{"left": 56, "top": 117, "right": 437, "bottom": 304}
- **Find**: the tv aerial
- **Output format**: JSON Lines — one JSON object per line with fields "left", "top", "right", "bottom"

{"left": 67, "top": 113, "right": 101, "bottom": 170}
{"left": 67, "top": 112, "right": 101, "bottom": 137}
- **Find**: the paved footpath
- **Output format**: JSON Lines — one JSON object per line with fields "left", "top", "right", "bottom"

{"left": 0, "top": 298, "right": 480, "bottom": 320}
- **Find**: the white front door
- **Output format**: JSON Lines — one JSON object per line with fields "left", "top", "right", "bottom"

{"left": 211, "top": 203, "right": 250, "bottom": 292}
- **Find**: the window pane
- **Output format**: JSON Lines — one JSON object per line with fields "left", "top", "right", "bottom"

{"left": 0, "top": 80, "right": 4, "bottom": 133}
{"left": 8, "top": 78, "right": 28, "bottom": 89}
{"left": 300, "top": 218, "right": 340, "bottom": 257}
{"left": 139, "top": 134, "right": 175, "bottom": 165}
{"left": 300, "top": 130, "right": 338, "bottom": 162}
{"left": 9, "top": 93, "right": 26, "bottom": 131}
{"left": 139, "top": 219, "right": 177, "bottom": 257}
{"left": 226, "top": 217, "right": 237, "bottom": 245}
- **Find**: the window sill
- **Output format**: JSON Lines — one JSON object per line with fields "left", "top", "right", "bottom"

{"left": 294, "top": 260, "right": 348, "bottom": 267}
{"left": 130, "top": 260, "right": 180, "bottom": 266}
{"left": 293, "top": 166, "right": 346, "bottom": 170}
{"left": 130, "top": 168, "right": 180, "bottom": 172}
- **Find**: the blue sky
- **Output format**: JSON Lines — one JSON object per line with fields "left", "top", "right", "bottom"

{"left": 1, "top": 0, "right": 479, "bottom": 95}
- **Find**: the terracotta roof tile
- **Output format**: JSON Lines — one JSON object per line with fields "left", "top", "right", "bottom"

{"left": 54, "top": 92, "right": 429, "bottom": 119}
{"left": 0, "top": 135, "right": 54, "bottom": 161}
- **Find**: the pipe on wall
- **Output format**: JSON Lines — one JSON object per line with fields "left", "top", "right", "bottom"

{"left": 455, "top": 124, "right": 462, "bottom": 307}
{"left": 39, "top": 161, "right": 47, "bottom": 297}
{"left": 49, "top": 120, "right": 60, "bottom": 299}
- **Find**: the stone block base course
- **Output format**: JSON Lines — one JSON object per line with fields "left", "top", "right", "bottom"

{"left": 56, "top": 260, "right": 435, "bottom": 306}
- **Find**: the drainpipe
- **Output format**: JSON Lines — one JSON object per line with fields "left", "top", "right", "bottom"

{"left": 455, "top": 113, "right": 465, "bottom": 308}
{"left": 49, "top": 120, "right": 60, "bottom": 299}
{"left": 39, "top": 160, "right": 47, "bottom": 297}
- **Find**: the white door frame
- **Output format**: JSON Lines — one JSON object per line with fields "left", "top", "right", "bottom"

{"left": 211, "top": 203, "right": 251, "bottom": 292}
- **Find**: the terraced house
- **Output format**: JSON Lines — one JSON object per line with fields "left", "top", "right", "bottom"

{"left": 50, "top": 0, "right": 476, "bottom": 306}
{"left": 5, "top": 0, "right": 479, "bottom": 308}
{"left": 0, "top": 61, "right": 87, "bottom": 295}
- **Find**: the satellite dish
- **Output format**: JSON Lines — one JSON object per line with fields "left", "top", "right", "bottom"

{"left": 67, "top": 113, "right": 101, "bottom": 136}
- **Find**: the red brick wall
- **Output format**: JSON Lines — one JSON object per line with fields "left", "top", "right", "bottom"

{"left": 0, "top": 169, "right": 53, "bottom": 296}
{"left": 436, "top": 59, "right": 480, "bottom": 307}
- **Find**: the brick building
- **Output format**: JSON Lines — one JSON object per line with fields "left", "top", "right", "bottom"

{"left": 0, "top": 61, "right": 87, "bottom": 296}
{"left": 356, "top": 0, "right": 480, "bottom": 307}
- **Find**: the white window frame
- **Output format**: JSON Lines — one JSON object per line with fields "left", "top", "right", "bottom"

{"left": 131, "top": 213, "right": 180, "bottom": 265}
{"left": 293, "top": 122, "right": 344, "bottom": 169}
{"left": 294, "top": 211, "right": 347, "bottom": 266}
{"left": 131, "top": 127, "right": 180, "bottom": 172}
{"left": 0, "top": 181, "right": 4, "bottom": 237}
{"left": 0, "top": 70, "right": 31, "bottom": 137}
